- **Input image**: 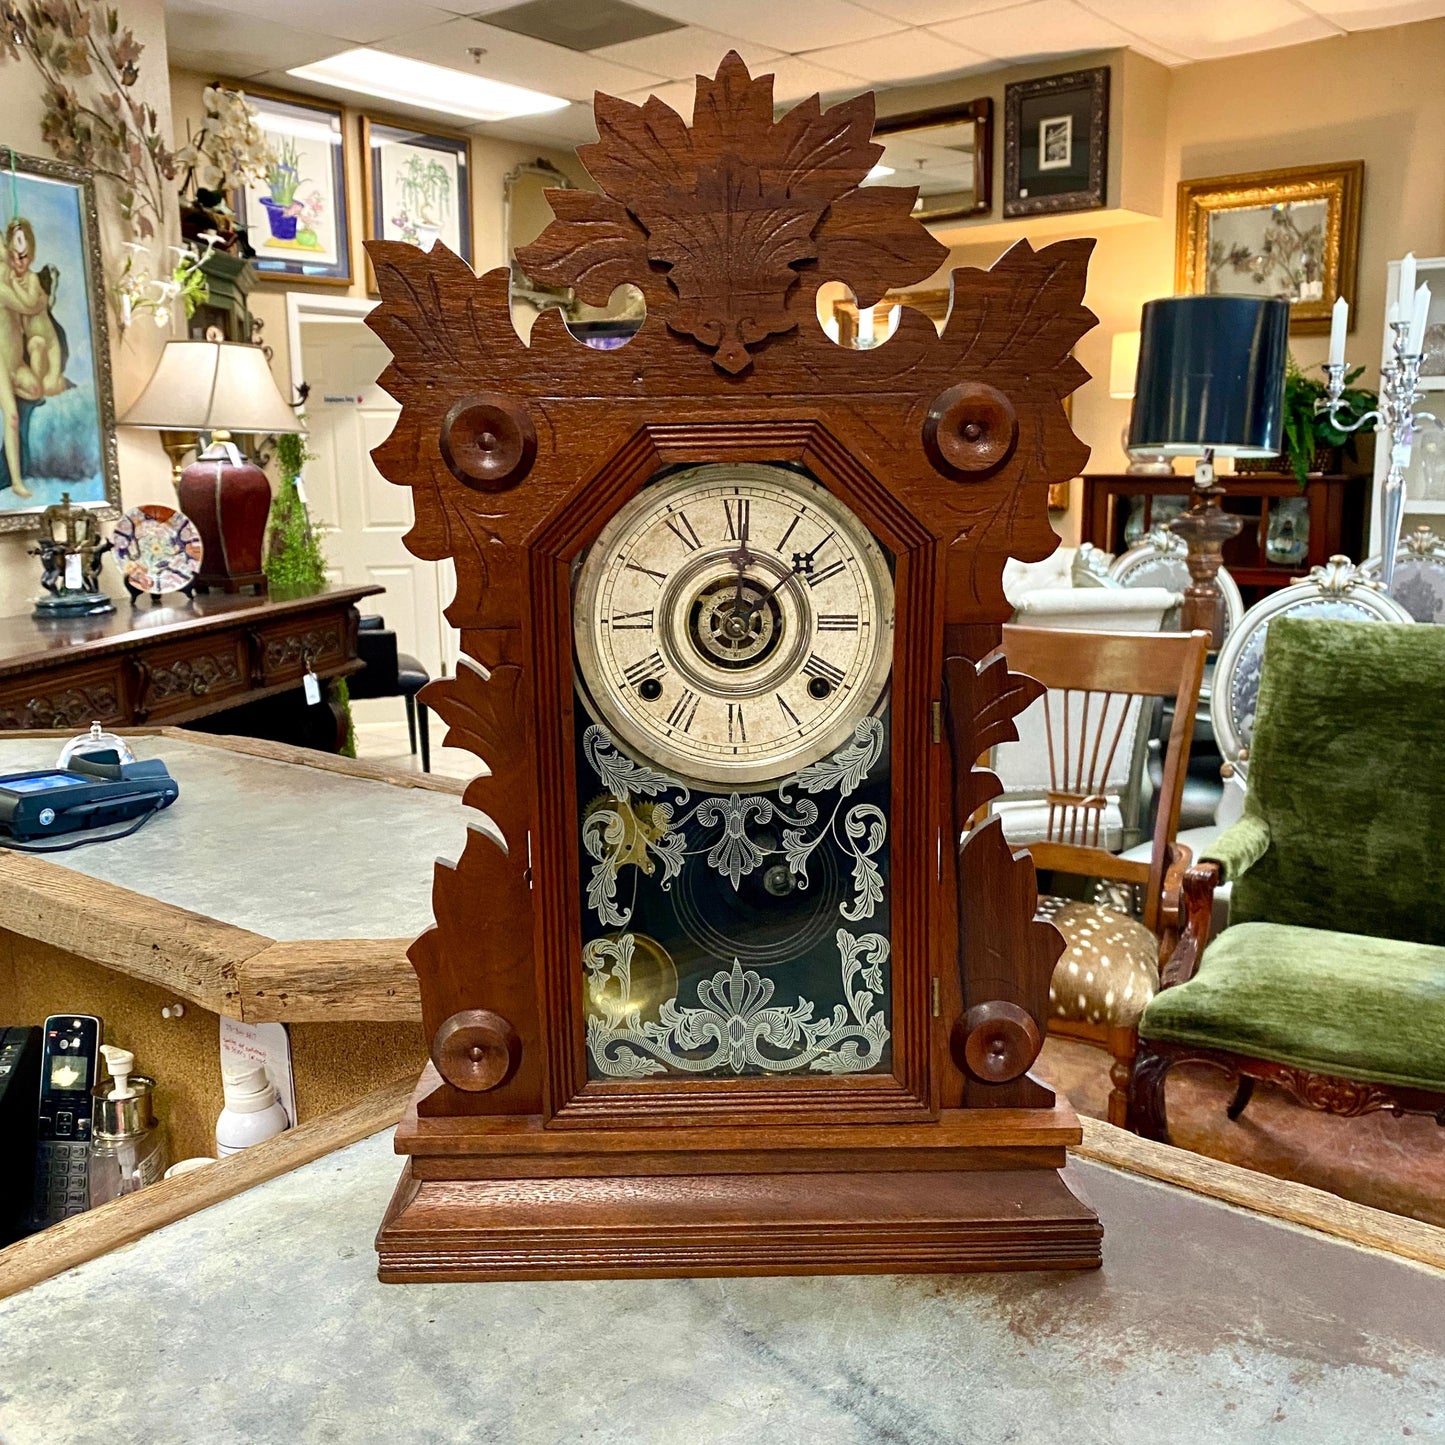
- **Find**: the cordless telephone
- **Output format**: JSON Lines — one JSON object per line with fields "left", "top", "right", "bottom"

{"left": 29, "top": 1014, "right": 101, "bottom": 1230}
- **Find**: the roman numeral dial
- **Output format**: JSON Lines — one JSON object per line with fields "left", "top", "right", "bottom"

{"left": 573, "top": 463, "right": 895, "bottom": 787}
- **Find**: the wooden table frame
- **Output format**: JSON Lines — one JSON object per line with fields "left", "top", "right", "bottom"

{"left": 0, "top": 729, "right": 454, "bottom": 1024}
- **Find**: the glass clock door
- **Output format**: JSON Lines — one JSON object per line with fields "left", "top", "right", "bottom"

{"left": 572, "top": 462, "right": 895, "bottom": 1080}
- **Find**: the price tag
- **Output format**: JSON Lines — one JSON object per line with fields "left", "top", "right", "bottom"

{"left": 303, "top": 668, "right": 322, "bottom": 706}
{"left": 64, "top": 554, "right": 83, "bottom": 590}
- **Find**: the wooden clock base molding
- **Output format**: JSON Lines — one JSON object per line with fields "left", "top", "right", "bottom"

{"left": 374, "top": 1083, "right": 1102, "bottom": 1281}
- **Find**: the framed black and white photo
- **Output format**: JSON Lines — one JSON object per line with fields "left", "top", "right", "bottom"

{"left": 1039, "top": 115, "right": 1072, "bottom": 171}
{"left": 1004, "top": 68, "right": 1109, "bottom": 218}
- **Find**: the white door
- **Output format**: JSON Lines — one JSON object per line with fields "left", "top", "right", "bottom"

{"left": 299, "top": 320, "right": 448, "bottom": 678}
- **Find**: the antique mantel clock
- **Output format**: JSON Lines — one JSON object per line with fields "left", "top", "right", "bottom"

{"left": 368, "top": 55, "right": 1102, "bottom": 1279}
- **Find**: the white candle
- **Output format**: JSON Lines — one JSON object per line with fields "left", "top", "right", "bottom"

{"left": 1400, "top": 253, "right": 1417, "bottom": 312}
{"left": 1410, "top": 282, "right": 1432, "bottom": 355}
{"left": 1389, "top": 300, "right": 1402, "bottom": 329}
{"left": 1328, "top": 295, "right": 1348, "bottom": 368}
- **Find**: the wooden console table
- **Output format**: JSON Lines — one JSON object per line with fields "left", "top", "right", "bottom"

{"left": 0, "top": 584, "right": 380, "bottom": 751}
{"left": 1081, "top": 472, "right": 1369, "bottom": 604}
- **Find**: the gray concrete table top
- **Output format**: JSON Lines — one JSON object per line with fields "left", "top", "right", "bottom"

{"left": 0, "top": 1131, "right": 1441, "bottom": 1445}
{"left": 0, "top": 737, "right": 467, "bottom": 941}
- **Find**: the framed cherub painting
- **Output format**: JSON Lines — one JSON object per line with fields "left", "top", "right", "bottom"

{"left": 0, "top": 149, "right": 120, "bottom": 532}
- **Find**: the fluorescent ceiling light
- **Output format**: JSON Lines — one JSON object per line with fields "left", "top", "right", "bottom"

{"left": 255, "top": 113, "right": 340, "bottom": 145}
{"left": 288, "top": 48, "right": 569, "bottom": 122}
{"left": 865, "top": 164, "right": 895, "bottom": 181}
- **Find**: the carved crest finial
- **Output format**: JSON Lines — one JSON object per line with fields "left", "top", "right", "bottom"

{"left": 516, "top": 52, "right": 948, "bottom": 374}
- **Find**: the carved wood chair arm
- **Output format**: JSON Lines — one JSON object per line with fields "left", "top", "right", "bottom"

{"left": 1155, "top": 840, "right": 1194, "bottom": 968}
{"left": 1159, "top": 861, "right": 1222, "bottom": 991}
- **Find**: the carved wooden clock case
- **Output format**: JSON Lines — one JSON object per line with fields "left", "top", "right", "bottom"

{"left": 368, "top": 55, "right": 1102, "bottom": 1280}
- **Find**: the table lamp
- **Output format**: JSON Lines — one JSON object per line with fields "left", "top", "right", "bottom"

{"left": 1129, "top": 296, "right": 1289, "bottom": 644}
{"left": 1109, "top": 330, "right": 1172, "bottom": 475}
{"left": 119, "top": 340, "right": 303, "bottom": 593}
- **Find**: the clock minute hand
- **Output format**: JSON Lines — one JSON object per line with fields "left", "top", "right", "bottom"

{"left": 740, "top": 532, "right": 835, "bottom": 615}
{"left": 728, "top": 508, "right": 753, "bottom": 610}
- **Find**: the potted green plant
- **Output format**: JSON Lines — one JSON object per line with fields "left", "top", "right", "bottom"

{"left": 1242, "top": 356, "right": 1377, "bottom": 485}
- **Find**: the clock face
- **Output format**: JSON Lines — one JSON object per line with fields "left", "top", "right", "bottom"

{"left": 573, "top": 463, "right": 895, "bottom": 787}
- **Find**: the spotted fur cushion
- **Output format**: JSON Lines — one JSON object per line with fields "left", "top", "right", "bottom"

{"left": 1036, "top": 896, "right": 1160, "bottom": 1028}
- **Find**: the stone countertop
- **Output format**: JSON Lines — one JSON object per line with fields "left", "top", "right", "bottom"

{"left": 0, "top": 1131, "right": 1441, "bottom": 1445}
{"left": 0, "top": 736, "right": 466, "bottom": 942}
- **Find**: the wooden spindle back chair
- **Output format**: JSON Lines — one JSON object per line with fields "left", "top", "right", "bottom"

{"left": 998, "top": 625, "right": 1210, "bottom": 1123}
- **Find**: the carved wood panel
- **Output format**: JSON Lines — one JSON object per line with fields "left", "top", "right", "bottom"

{"left": 364, "top": 55, "right": 1094, "bottom": 1133}
{"left": 135, "top": 637, "right": 247, "bottom": 720}
{"left": 256, "top": 618, "right": 349, "bottom": 686}
{"left": 0, "top": 666, "right": 126, "bottom": 730}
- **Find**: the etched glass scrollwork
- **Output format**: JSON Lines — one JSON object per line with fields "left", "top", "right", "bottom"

{"left": 577, "top": 715, "right": 893, "bottom": 1079}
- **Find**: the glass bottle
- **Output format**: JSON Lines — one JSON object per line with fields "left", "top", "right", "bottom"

{"left": 88, "top": 1046, "right": 167, "bottom": 1206}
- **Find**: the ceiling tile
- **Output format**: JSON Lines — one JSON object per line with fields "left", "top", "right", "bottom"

{"left": 1300, "top": 0, "right": 1445, "bottom": 28}
{"left": 619, "top": 79, "right": 704, "bottom": 115}
{"left": 382, "top": 16, "right": 666, "bottom": 101}
{"left": 1087, "top": 0, "right": 1337, "bottom": 60}
{"left": 768, "top": 54, "right": 877, "bottom": 99}
{"left": 638, "top": 0, "right": 902, "bottom": 51}
{"left": 853, "top": 0, "right": 1023, "bottom": 19}
{"left": 180, "top": 0, "right": 458, "bottom": 46}
{"left": 931, "top": 0, "right": 1136, "bottom": 60}
{"left": 593, "top": 25, "right": 783, "bottom": 76}
{"left": 620, "top": 58, "right": 861, "bottom": 111}
{"left": 801, "top": 27, "right": 992, "bottom": 81}
{"left": 165, "top": 2, "right": 347, "bottom": 79}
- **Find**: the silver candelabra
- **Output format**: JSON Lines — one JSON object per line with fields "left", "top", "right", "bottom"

{"left": 1322, "top": 319, "right": 1436, "bottom": 590}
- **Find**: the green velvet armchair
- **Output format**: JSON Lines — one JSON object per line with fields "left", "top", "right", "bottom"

{"left": 1131, "top": 617, "right": 1445, "bottom": 1141}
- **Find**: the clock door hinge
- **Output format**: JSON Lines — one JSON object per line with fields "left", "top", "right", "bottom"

{"left": 931, "top": 976, "right": 941, "bottom": 1018}
{"left": 930, "top": 699, "right": 942, "bottom": 744}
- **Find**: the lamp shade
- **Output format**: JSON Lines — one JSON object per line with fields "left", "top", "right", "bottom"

{"left": 1109, "top": 331, "right": 1141, "bottom": 399}
{"left": 119, "top": 340, "right": 302, "bottom": 435}
{"left": 1127, "top": 296, "right": 1288, "bottom": 457}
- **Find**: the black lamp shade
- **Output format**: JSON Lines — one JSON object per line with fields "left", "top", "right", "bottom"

{"left": 1127, "top": 296, "right": 1289, "bottom": 457}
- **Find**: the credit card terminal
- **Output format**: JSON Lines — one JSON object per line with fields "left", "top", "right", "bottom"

{"left": 30, "top": 1015, "right": 101, "bottom": 1230}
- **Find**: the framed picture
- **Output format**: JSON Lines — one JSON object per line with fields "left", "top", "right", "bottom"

{"left": 1004, "top": 67, "right": 1109, "bottom": 219}
{"left": 1176, "top": 162, "right": 1363, "bottom": 333}
{"left": 0, "top": 150, "right": 119, "bottom": 532}
{"left": 361, "top": 118, "right": 472, "bottom": 295}
{"left": 232, "top": 89, "right": 351, "bottom": 286}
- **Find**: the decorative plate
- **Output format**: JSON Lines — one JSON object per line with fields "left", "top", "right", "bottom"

{"left": 111, "top": 505, "right": 204, "bottom": 595}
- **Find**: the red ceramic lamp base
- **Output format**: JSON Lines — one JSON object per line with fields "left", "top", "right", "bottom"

{"left": 176, "top": 447, "right": 270, "bottom": 594}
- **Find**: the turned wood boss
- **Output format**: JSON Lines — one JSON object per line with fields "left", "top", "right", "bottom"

{"left": 366, "top": 55, "right": 1102, "bottom": 1281}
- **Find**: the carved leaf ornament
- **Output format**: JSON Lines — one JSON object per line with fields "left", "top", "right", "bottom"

{"left": 517, "top": 52, "right": 948, "bottom": 373}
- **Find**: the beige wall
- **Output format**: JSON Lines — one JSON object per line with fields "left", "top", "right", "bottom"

{"left": 0, "top": 0, "right": 177, "bottom": 615}
{"left": 5, "top": 19, "right": 1444, "bottom": 612}
{"left": 929, "top": 19, "right": 1445, "bottom": 544}
{"left": 168, "top": 72, "right": 588, "bottom": 397}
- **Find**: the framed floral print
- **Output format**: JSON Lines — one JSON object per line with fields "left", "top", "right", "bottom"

{"left": 361, "top": 118, "right": 472, "bottom": 295}
{"left": 1176, "top": 162, "right": 1363, "bottom": 334}
{"left": 0, "top": 150, "right": 120, "bottom": 531}
{"left": 232, "top": 89, "right": 352, "bottom": 286}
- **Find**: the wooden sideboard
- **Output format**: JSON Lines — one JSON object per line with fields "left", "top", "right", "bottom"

{"left": 1081, "top": 472, "right": 1369, "bottom": 603}
{"left": 0, "top": 584, "right": 380, "bottom": 750}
